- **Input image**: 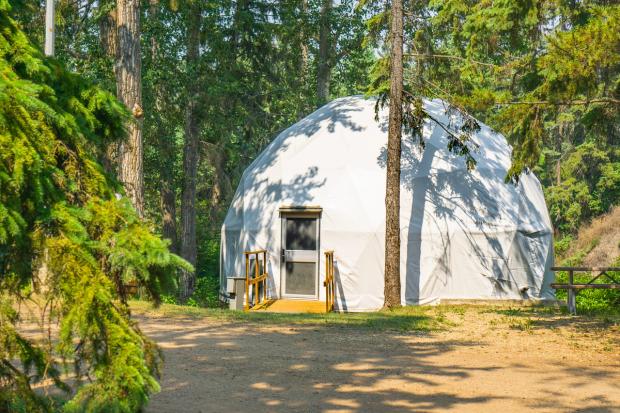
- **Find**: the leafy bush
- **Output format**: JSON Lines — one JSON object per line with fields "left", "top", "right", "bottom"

{"left": 189, "top": 276, "right": 221, "bottom": 308}
{"left": 160, "top": 294, "right": 178, "bottom": 305}
{"left": 153, "top": 276, "right": 220, "bottom": 308}
{"left": 554, "top": 236, "right": 574, "bottom": 256}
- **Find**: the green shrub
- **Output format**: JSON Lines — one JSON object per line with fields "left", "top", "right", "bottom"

{"left": 190, "top": 276, "right": 221, "bottom": 308}
{"left": 160, "top": 294, "right": 178, "bottom": 305}
{"left": 156, "top": 276, "right": 220, "bottom": 308}
{"left": 554, "top": 236, "right": 574, "bottom": 256}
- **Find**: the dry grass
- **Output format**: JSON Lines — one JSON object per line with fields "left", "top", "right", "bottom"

{"left": 563, "top": 205, "right": 620, "bottom": 265}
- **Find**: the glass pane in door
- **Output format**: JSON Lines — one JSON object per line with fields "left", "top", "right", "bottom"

{"left": 286, "top": 218, "right": 317, "bottom": 250}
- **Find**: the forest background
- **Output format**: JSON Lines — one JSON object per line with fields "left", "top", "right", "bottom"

{"left": 11, "top": 0, "right": 620, "bottom": 308}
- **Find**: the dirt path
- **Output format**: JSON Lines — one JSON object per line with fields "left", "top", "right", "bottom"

{"left": 138, "top": 308, "right": 620, "bottom": 413}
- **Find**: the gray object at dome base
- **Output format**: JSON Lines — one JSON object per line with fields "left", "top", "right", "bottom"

{"left": 226, "top": 277, "right": 246, "bottom": 311}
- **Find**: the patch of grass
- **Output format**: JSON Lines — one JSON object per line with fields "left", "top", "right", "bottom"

{"left": 432, "top": 308, "right": 460, "bottom": 328}
{"left": 507, "top": 317, "right": 534, "bottom": 332}
{"left": 154, "top": 276, "right": 222, "bottom": 308}
{"left": 129, "top": 300, "right": 443, "bottom": 332}
{"left": 489, "top": 306, "right": 560, "bottom": 317}
{"left": 435, "top": 310, "right": 447, "bottom": 324}
{"left": 481, "top": 304, "right": 620, "bottom": 331}
{"left": 493, "top": 307, "right": 526, "bottom": 317}
{"left": 602, "top": 340, "right": 615, "bottom": 352}
{"left": 436, "top": 305, "right": 467, "bottom": 316}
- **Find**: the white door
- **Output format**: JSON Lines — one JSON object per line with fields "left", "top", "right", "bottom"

{"left": 281, "top": 215, "right": 319, "bottom": 299}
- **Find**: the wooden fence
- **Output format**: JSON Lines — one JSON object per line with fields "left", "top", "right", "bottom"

{"left": 550, "top": 266, "right": 620, "bottom": 314}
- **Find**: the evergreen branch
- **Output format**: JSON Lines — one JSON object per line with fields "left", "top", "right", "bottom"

{"left": 404, "top": 52, "right": 503, "bottom": 69}
{"left": 416, "top": 77, "right": 480, "bottom": 126}
{"left": 498, "top": 98, "right": 620, "bottom": 106}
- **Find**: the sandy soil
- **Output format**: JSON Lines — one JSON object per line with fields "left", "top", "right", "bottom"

{"left": 138, "top": 308, "right": 620, "bottom": 413}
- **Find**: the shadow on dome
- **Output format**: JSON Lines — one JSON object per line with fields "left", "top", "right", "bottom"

{"left": 221, "top": 165, "right": 327, "bottom": 296}
{"left": 376, "top": 112, "right": 550, "bottom": 304}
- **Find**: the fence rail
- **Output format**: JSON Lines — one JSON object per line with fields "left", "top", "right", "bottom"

{"left": 244, "top": 250, "right": 268, "bottom": 310}
{"left": 324, "top": 251, "right": 335, "bottom": 312}
{"left": 550, "top": 266, "right": 620, "bottom": 314}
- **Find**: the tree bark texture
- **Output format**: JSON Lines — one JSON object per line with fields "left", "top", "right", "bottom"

{"left": 115, "top": 0, "right": 144, "bottom": 217}
{"left": 99, "top": 10, "right": 117, "bottom": 58}
{"left": 99, "top": 9, "right": 119, "bottom": 174}
{"left": 179, "top": 7, "right": 201, "bottom": 302}
{"left": 316, "top": 0, "right": 332, "bottom": 107}
{"left": 384, "top": 0, "right": 404, "bottom": 309}
{"left": 206, "top": 143, "right": 232, "bottom": 223}
{"left": 160, "top": 174, "right": 178, "bottom": 253}
{"left": 300, "top": 0, "right": 309, "bottom": 74}
{"left": 149, "top": 0, "right": 178, "bottom": 253}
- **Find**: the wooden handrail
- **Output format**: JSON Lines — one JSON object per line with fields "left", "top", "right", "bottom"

{"left": 244, "top": 250, "right": 268, "bottom": 310}
{"left": 324, "top": 251, "right": 335, "bottom": 312}
{"left": 244, "top": 249, "right": 269, "bottom": 255}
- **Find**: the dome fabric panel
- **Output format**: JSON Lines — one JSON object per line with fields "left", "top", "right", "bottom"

{"left": 220, "top": 96, "right": 554, "bottom": 311}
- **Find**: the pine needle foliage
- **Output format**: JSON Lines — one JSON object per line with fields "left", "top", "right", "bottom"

{"left": 420, "top": 0, "right": 620, "bottom": 182}
{"left": 363, "top": 0, "right": 481, "bottom": 170}
{"left": 417, "top": 0, "right": 620, "bottom": 234}
{"left": 364, "top": 0, "right": 618, "bottom": 236}
{"left": 0, "top": 1, "right": 191, "bottom": 411}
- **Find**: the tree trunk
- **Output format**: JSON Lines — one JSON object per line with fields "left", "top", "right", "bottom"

{"left": 44, "top": 0, "right": 55, "bottom": 56}
{"left": 179, "top": 6, "right": 201, "bottom": 302}
{"left": 206, "top": 143, "right": 232, "bottom": 224}
{"left": 160, "top": 158, "right": 178, "bottom": 253}
{"left": 383, "top": 0, "right": 404, "bottom": 309}
{"left": 99, "top": 10, "right": 117, "bottom": 59}
{"left": 316, "top": 0, "right": 332, "bottom": 107}
{"left": 115, "top": 0, "right": 144, "bottom": 216}
{"left": 149, "top": 0, "right": 178, "bottom": 252}
{"left": 100, "top": 9, "right": 118, "bottom": 174}
{"left": 300, "top": 0, "right": 309, "bottom": 73}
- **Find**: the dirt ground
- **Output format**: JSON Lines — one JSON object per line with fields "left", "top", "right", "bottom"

{"left": 136, "top": 307, "right": 620, "bottom": 413}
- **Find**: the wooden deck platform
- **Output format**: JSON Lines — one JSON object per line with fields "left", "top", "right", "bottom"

{"left": 250, "top": 299, "right": 327, "bottom": 313}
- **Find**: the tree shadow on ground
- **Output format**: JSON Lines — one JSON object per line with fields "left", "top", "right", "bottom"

{"left": 142, "top": 321, "right": 495, "bottom": 412}
{"left": 138, "top": 314, "right": 619, "bottom": 413}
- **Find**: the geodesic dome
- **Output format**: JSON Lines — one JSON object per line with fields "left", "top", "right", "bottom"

{"left": 220, "top": 96, "right": 554, "bottom": 311}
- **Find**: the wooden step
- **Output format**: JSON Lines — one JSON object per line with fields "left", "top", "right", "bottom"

{"left": 250, "top": 299, "right": 327, "bottom": 313}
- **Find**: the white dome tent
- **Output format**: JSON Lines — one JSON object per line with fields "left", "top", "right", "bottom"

{"left": 220, "top": 96, "right": 554, "bottom": 311}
